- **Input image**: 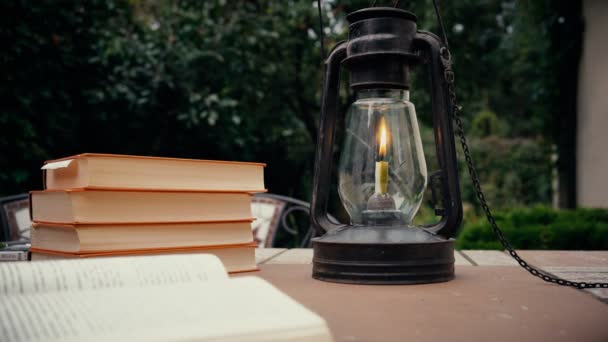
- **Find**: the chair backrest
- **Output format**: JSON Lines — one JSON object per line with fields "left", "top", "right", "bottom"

{"left": 0, "top": 194, "right": 31, "bottom": 242}
{"left": 251, "top": 193, "right": 317, "bottom": 248}
{"left": 251, "top": 195, "right": 286, "bottom": 247}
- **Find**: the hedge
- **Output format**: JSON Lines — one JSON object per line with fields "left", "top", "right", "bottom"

{"left": 456, "top": 206, "right": 608, "bottom": 250}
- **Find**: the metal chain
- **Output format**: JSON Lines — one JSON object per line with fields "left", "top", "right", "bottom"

{"left": 439, "top": 47, "right": 608, "bottom": 290}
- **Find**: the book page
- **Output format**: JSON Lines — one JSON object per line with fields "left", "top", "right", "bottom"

{"left": 0, "top": 277, "right": 333, "bottom": 342}
{"left": 0, "top": 254, "right": 227, "bottom": 296}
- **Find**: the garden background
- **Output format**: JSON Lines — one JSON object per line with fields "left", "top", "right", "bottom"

{"left": 2, "top": 0, "right": 606, "bottom": 249}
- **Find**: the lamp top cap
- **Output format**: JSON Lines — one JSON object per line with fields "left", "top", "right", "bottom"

{"left": 346, "top": 7, "right": 417, "bottom": 24}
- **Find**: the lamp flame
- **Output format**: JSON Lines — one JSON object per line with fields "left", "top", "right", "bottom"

{"left": 379, "top": 117, "right": 388, "bottom": 159}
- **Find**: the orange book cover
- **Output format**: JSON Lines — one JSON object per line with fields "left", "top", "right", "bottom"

{"left": 41, "top": 153, "right": 267, "bottom": 192}
{"left": 29, "top": 188, "right": 255, "bottom": 224}
{"left": 31, "top": 219, "right": 256, "bottom": 253}
{"left": 44, "top": 153, "right": 267, "bottom": 167}
{"left": 30, "top": 242, "right": 256, "bottom": 257}
{"left": 32, "top": 218, "right": 255, "bottom": 227}
{"left": 31, "top": 243, "right": 259, "bottom": 274}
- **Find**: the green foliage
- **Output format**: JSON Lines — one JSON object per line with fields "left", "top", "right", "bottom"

{"left": 0, "top": 0, "right": 579, "bottom": 232}
{"left": 1, "top": 1, "right": 130, "bottom": 195}
{"left": 0, "top": 0, "right": 324, "bottom": 199}
{"left": 414, "top": 125, "right": 552, "bottom": 227}
{"left": 471, "top": 108, "right": 504, "bottom": 137}
{"left": 457, "top": 206, "right": 608, "bottom": 250}
{"left": 458, "top": 136, "right": 552, "bottom": 208}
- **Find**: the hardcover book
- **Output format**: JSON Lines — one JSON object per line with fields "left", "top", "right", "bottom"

{"left": 42, "top": 153, "right": 266, "bottom": 192}
{"left": 30, "top": 189, "right": 253, "bottom": 224}
{"left": 31, "top": 220, "right": 255, "bottom": 253}
{"left": 30, "top": 243, "right": 258, "bottom": 273}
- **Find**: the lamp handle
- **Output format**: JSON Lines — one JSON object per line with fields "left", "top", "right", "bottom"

{"left": 414, "top": 31, "right": 463, "bottom": 239}
{"left": 310, "top": 42, "right": 348, "bottom": 237}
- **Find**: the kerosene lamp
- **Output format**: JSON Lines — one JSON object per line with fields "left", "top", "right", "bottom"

{"left": 311, "top": 7, "right": 463, "bottom": 284}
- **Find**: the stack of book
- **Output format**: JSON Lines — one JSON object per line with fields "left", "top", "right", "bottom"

{"left": 29, "top": 153, "right": 266, "bottom": 273}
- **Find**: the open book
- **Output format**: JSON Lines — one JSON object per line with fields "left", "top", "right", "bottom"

{"left": 0, "top": 255, "right": 333, "bottom": 342}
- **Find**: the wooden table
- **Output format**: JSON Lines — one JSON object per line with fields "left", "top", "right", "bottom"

{"left": 249, "top": 249, "right": 608, "bottom": 342}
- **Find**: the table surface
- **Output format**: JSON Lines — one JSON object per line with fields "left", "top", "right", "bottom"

{"left": 248, "top": 249, "right": 608, "bottom": 342}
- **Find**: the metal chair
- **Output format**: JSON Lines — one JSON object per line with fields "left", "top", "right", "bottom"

{"left": 0, "top": 194, "right": 31, "bottom": 242}
{"left": 252, "top": 193, "right": 330, "bottom": 248}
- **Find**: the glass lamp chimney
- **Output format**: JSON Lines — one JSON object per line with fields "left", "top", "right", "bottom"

{"left": 338, "top": 89, "right": 427, "bottom": 226}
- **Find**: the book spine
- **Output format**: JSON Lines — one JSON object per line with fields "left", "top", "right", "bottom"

{"left": 0, "top": 251, "right": 29, "bottom": 262}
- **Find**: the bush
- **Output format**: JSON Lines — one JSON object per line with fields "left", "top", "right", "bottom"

{"left": 457, "top": 136, "right": 553, "bottom": 209}
{"left": 0, "top": 0, "right": 576, "bottom": 214}
{"left": 0, "top": 0, "right": 323, "bottom": 199}
{"left": 456, "top": 206, "right": 608, "bottom": 250}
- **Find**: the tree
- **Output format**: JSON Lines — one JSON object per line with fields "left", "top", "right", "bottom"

{"left": 0, "top": 0, "right": 579, "bottom": 214}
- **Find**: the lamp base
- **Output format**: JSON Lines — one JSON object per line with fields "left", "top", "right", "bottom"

{"left": 312, "top": 226, "right": 454, "bottom": 285}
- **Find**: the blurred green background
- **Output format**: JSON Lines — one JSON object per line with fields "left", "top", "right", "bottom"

{"left": 2, "top": 0, "right": 605, "bottom": 249}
